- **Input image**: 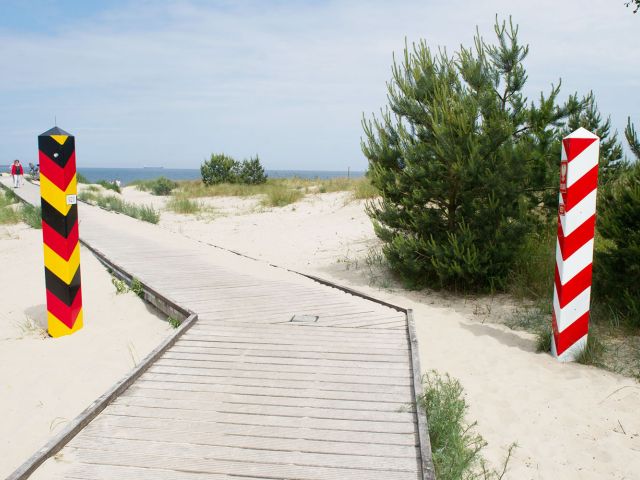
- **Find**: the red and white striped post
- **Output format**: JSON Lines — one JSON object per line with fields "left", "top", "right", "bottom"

{"left": 552, "top": 127, "right": 600, "bottom": 362}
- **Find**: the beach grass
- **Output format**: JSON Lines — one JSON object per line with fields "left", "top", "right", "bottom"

{"left": 131, "top": 177, "right": 178, "bottom": 195}
{"left": 166, "top": 196, "right": 201, "bottom": 214}
{"left": 172, "top": 176, "right": 377, "bottom": 206}
{"left": 419, "top": 370, "right": 516, "bottom": 479}
{"left": 21, "top": 204, "right": 42, "bottom": 229}
{"left": 576, "top": 332, "right": 606, "bottom": 366}
{"left": 96, "top": 179, "right": 121, "bottom": 194}
{"left": 0, "top": 190, "right": 42, "bottom": 227}
{"left": 261, "top": 185, "right": 305, "bottom": 207}
{"left": 78, "top": 191, "right": 160, "bottom": 224}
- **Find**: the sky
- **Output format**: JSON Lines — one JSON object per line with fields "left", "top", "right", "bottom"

{"left": 0, "top": 0, "right": 638, "bottom": 170}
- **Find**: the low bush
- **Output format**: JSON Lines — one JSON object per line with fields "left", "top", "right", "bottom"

{"left": 133, "top": 177, "right": 178, "bottom": 196}
{"left": 201, "top": 153, "right": 238, "bottom": 185}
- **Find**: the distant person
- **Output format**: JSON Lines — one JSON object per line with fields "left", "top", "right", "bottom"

{"left": 11, "top": 160, "right": 23, "bottom": 188}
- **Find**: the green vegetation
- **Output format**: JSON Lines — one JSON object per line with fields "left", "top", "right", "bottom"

{"left": 21, "top": 204, "right": 42, "bottom": 229}
{"left": 201, "top": 153, "right": 267, "bottom": 186}
{"left": 78, "top": 191, "right": 160, "bottom": 224}
{"left": 111, "top": 277, "right": 129, "bottom": 294}
{"left": 261, "top": 186, "right": 304, "bottom": 207}
{"left": 76, "top": 172, "right": 90, "bottom": 184}
{"left": 168, "top": 316, "right": 181, "bottom": 328}
{"left": 362, "top": 18, "right": 582, "bottom": 291}
{"left": 0, "top": 190, "right": 42, "bottom": 227}
{"left": 96, "top": 179, "right": 121, "bottom": 194}
{"left": 166, "top": 196, "right": 201, "bottom": 214}
{"left": 172, "top": 176, "right": 376, "bottom": 210}
{"left": 419, "top": 371, "right": 516, "bottom": 479}
{"left": 0, "top": 190, "right": 21, "bottom": 224}
{"left": 575, "top": 333, "right": 606, "bottom": 367}
{"left": 132, "top": 176, "right": 178, "bottom": 196}
{"left": 130, "top": 278, "right": 144, "bottom": 299}
{"left": 594, "top": 125, "right": 640, "bottom": 328}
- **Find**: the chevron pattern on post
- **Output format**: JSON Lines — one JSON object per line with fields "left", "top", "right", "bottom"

{"left": 552, "top": 127, "right": 600, "bottom": 361}
{"left": 39, "top": 126, "right": 83, "bottom": 338}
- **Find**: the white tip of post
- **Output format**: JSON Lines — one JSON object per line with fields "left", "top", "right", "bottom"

{"left": 565, "top": 127, "right": 599, "bottom": 140}
{"left": 551, "top": 334, "right": 588, "bottom": 362}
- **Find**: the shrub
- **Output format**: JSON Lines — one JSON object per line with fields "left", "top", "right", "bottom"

{"left": 362, "top": 19, "right": 581, "bottom": 291}
{"left": 238, "top": 155, "right": 267, "bottom": 184}
{"left": 201, "top": 153, "right": 238, "bottom": 185}
{"left": 595, "top": 160, "right": 640, "bottom": 326}
{"left": 149, "top": 177, "right": 178, "bottom": 196}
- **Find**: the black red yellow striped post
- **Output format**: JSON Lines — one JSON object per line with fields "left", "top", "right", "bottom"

{"left": 38, "top": 127, "right": 82, "bottom": 337}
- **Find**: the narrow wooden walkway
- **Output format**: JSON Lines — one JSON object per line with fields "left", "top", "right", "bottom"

{"left": 4, "top": 179, "right": 429, "bottom": 480}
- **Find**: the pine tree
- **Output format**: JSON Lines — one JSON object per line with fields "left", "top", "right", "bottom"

{"left": 560, "top": 93, "right": 626, "bottom": 185}
{"left": 362, "top": 18, "right": 581, "bottom": 291}
{"left": 594, "top": 117, "right": 640, "bottom": 325}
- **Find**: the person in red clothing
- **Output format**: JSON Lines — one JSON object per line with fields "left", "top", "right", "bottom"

{"left": 11, "top": 159, "right": 23, "bottom": 188}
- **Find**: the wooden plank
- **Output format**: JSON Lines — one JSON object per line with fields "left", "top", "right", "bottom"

{"left": 78, "top": 429, "right": 420, "bottom": 458}
{"left": 66, "top": 436, "right": 420, "bottom": 472}
{"left": 111, "top": 394, "right": 416, "bottom": 422}
{"left": 123, "top": 385, "right": 413, "bottom": 412}
{"left": 59, "top": 447, "right": 419, "bottom": 480}
{"left": 139, "top": 372, "right": 413, "bottom": 395}
{"left": 151, "top": 357, "right": 413, "bottom": 379}
{"left": 147, "top": 363, "right": 411, "bottom": 385}
{"left": 131, "top": 379, "right": 410, "bottom": 404}
{"left": 100, "top": 406, "right": 415, "bottom": 434}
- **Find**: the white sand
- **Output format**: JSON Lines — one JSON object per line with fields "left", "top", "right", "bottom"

{"left": 116, "top": 185, "right": 640, "bottom": 479}
{"left": 0, "top": 223, "right": 171, "bottom": 478}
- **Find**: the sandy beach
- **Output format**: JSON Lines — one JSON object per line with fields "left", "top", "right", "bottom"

{"left": 0, "top": 221, "right": 171, "bottom": 478}
{"left": 109, "top": 184, "right": 640, "bottom": 479}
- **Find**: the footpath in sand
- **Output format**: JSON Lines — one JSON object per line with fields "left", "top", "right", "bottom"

{"left": 115, "top": 185, "right": 640, "bottom": 480}
{"left": 0, "top": 214, "right": 171, "bottom": 478}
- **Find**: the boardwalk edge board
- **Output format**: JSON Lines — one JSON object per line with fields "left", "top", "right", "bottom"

{"left": 3, "top": 180, "right": 436, "bottom": 480}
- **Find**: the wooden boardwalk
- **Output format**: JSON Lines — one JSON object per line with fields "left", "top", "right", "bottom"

{"left": 3, "top": 179, "right": 431, "bottom": 479}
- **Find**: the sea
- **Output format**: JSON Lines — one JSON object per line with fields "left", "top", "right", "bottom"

{"left": 75, "top": 168, "right": 365, "bottom": 185}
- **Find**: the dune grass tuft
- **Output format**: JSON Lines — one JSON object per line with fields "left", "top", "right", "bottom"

{"left": 261, "top": 186, "right": 305, "bottom": 207}
{"left": 575, "top": 332, "right": 606, "bottom": 366}
{"left": 419, "top": 370, "right": 516, "bottom": 480}
{"left": 78, "top": 191, "right": 160, "bottom": 224}
{"left": 21, "top": 204, "right": 42, "bottom": 229}
{"left": 96, "top": 179, "right": 121, "bottom": 194}
{"left": 166, "top": 196, "right": 201, "bottom": 214}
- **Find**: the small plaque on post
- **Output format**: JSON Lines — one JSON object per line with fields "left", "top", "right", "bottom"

{"left": 66, "top": 194, "right": 77, "bottom": 205}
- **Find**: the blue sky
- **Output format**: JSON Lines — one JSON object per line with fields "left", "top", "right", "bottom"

{"left": 1, "top": 0, "right": 638, "bottom": 170}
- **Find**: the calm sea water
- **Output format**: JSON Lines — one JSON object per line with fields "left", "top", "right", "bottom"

{"left": 77, "top": 168, "right": 364, "bottom": 185}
